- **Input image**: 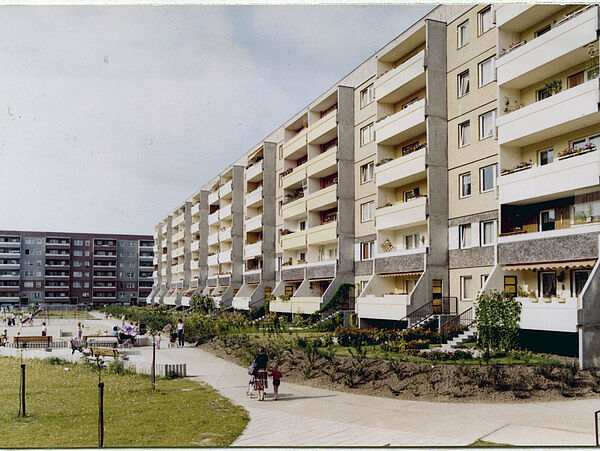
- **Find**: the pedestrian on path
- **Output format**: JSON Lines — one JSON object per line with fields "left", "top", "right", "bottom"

{"left": 269, "top": 365, "right": 282, "bottom": 401}
{"left": 253, "top": 346, "right": 268, "bottom": 401}
{"left": 177, "top": 319, "right": 184, "bottom": 347}
{"left": 76, "top": 322, "right": 83, "bottom": 341}
{"left": 41, "top": 322, "right": 47, "bottom": 337}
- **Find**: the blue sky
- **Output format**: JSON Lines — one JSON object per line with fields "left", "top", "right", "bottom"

{"left": 0, "top": 5, "right": 433, "bottom": 235}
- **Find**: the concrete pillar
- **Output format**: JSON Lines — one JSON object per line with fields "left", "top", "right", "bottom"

{"left": 262, "top": 142, "right": 277, "bottom": 292}
{"left": 197, "top": 190, "right": 209, "bottom": 293}
{"left": 231, "top": 165, "right": 244, "bottom": 289}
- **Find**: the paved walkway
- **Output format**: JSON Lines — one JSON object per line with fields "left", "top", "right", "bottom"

{"left": 2, "top": 313, "right": 599, "bottom": 446}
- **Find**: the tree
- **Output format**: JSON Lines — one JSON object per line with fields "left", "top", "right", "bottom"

{"left": 190, "top": 294, "right": 215, "bottom": 315}
{"left": 475, "top": 290, "right": 522, "bottom": 353}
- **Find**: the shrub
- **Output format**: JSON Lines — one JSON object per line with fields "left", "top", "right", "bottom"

{"left": 475, "top": 290, "right": 521, "bottom": 353}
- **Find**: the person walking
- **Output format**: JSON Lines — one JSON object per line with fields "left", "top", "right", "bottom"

{"left": 253, "top": 346, "right": 268, "bottom": 401}
{"left": 269, "top": 365, "right": 282, "bottom": 401}
{"left": 76, "top": 322, "right": 83, "bottom": 341}
{"left": 176, "top": 319, "right": 184, "bottom": 347}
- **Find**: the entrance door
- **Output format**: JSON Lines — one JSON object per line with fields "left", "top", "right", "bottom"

{"left": 432, "top": 279, "right": 443, "bottom": 314}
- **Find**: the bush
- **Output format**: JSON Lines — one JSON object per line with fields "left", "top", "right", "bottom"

{"left": 475, "top": 290, "right": 521, "bottom": 353}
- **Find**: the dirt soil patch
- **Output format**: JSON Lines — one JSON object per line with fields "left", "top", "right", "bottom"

{"left": 200, "top": 338, "right": 600, "bottom": 403}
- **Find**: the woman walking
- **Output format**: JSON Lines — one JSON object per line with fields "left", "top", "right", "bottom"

{"left": 176, "top": 319, "right": 184, "bottom": 347}
{"left": 253, "top": 346, "right": 268, "bottom": 401}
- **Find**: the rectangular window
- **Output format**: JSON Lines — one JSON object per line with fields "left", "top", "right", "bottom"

{"left": 480, "top": 220, "right": 495, "bottom": 246}
{"left": 74, "top": 240, "right": 83, "bottom": 246}
{"left": 481, "top": 274, "right": 489, "bottom": 289}
{"left": 299, "top": 221, "right": 306, "bottom": 231}
{"left": 537, "top": 87, "right": 551, "bottom": 101}
{"left": 459, "top": 172, "right": 471, "bottom": 198}
{"left": 539, "top": 149, "right": 554, "bottom": 166}
{"left": 459, "top": 224, "right": 471, "bottom": 249}
{"left": 360, "top": 85, "right": 374, "bottom": 108}
{"left": 457, "top": 20, "right": 469, "bottom": 48}
{"left": 573, "top": 270, "right": 591, "bottom": 297}
{"left": 360, "top": 123, "right": 374, "bottom": 146}
{"left": 73, "top": 250, "right": 82, "bottom": 256}
{"left": 478, "top": 6, "right": 492, "bottom": 35}
{"left": 278, "top": 201, "right": 283, "bottom": 216}
{"left": 278, "top": 173, "right": 283, "bottom": 187}
{"left": 478, "top": 57, "right": 495, "bottom": 87}
{"left": 479, "top": 110, "right": 496, "bottom": 140}
{"left": 360, "top": 241, "right": 374, "bottom": 260}
{"left": 360, "top": 280, "right": 368, "bottom": 295}
{"left": 284, "top": 285, "right": 293, "bottom": 297}
{"left": 361, "top": 201, "right": 374, "bottom": 222}
{"left": 568, "top": 71, "right": 585, "bottom": 89}
{"left": 535, "top": 24, "right": 552, "bottom": 37}
{"left": 85, "top": 240, "right": 90, "bottom": 246}
{"left": 73, "top": 271, "right": 82, "bottom": 278}
{"left": 360, "top": 162, "right": 374, "bottom": 183}
{"left": 457, "top": 70, "right": 469, "bottom": 97}
{"left": 480, "top": 164, "right": 497, "bottom": 193}
{"left": 403, "top": 187, "right": 420, "bottom": 202}
{"left": 540, "top": 209, "right": 555, "bottom": 231}
{"left": 458, "top": 121, "right": 470, "bottom": 147}
{"left": 504, "top": 275, "right": 517, "bottom": 295}
{"left": 540, "top": 271, "right": 557, "bottom": 297}
{"left": 24, "top": 281, "right": 33, "bottom": 288}
{"left": 73, "top": 282, "right": 82, "bottom": 288}
{"left": 405, "top": 234, "right": 420, "bottom": 250}
{"left": 461, "top": 276, "right": 473, "bottom": 301}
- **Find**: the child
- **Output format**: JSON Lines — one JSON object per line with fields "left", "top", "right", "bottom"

{"left": 41, "top": 322, "right": 47, "bottom": 337}
{"left": 269, "top": 365, "right": 282, "bottom": 401}
{"left": 247, "top": 374, "right": 256, "bottom": 397}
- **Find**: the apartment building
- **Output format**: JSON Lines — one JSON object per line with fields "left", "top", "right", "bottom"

{"left": 0, "top": 230, "right": 153, "bottom": 306}
{"left": 150, "top": 4, "right": 600, "bottom": 366}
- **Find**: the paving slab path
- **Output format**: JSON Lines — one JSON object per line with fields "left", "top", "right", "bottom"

{"left": 3, "top": 313, "right": 600, "bottom": 446}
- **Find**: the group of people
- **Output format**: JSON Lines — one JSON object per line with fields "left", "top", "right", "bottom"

{"left": 248, "top": 347, "right": 282, "bottom": 401}
{"left": 156, "top": 319, "right": 184, "bottom": 349}
{"left": 2, "top": 313, "right": 34, "bottom": 327}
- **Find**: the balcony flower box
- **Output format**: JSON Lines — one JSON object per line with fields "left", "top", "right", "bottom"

{"left": 501, "top": 160, "right": 533, "bottom": 176}
{"left": 557, "top": 144, "right": 596, "bottom": 160}
{"left": 497, "top": 40, "right": 527, "bottom": 59}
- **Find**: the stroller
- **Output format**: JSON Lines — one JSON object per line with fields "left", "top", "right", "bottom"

{"left": 169, "top": 332, "right": 178, "bottom": 348}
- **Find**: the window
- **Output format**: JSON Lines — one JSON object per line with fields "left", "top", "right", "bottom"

{"left": 284, "top": 285, "right": 293, "bottom": 297}
{"left": 37, "top": 250, "right": 42, "bottom": 255}
{"left": 540, "top": 271, "right": 557, "bottom": 297}
{"left": 481, "top": 274, "right": 489, "bottom": 288}
{"left": 457, "top": 20, "right": 469, "bottom": 48}
{"left": 73, "top": 271, "right": 82, "bottom": 278}
{"left": 535, "top": 24, "right": 551, "bottom": 37}
{"left": 299, "top": 221, "right": 306, "bottom": 231}
{"left": 573, "top": 270, "right": 591, "bottom": 297}
{"left": 461, "top": 276, "right": 473, "bottom": 301}
{"left": 360, "top": 241, "right": 374, "bottom": 260}
{"left": 504, "top": 275, "right": 517, "bottom": 295}
{"left": 360, "top": 162, "right": 374, "bottom": 184}
{"left": 24, "top": 249, "right": 30, "bottom": 255}
{"left": 480, "top": 164, "right": 497, "bottom": 193}
{"left": 361, "top": 201, "right": 374, "bottom": 222}
{"left": 458, "top": 121, "right": 470, "bottom": 147}
{"left": 84, "top": 272, "right": 90, "bottom": 277}
{"left": 36, "top": 282, "right": 41, "bottom": 288}
{"left": 360, "top": 85, "right": 374, "bottom": 108}
{"left": 403, "top": 187, "right": 420, "bottom": 202}
{"left": 539, "top": 149, "right": 554, "bottom": 166}
{"left": 84, "top": 282, "right": 89, "bottom": 288}
{"left": 457, "top": 70, "right": 469, "bottom": 97}
{"left": 568, "top": 71, "right": 585, "bottom": 89}
{"left": 127, "top": 282, "right": 135, "bottom": 288}
{"left": 74, "top": 240, "right": 83, "bottom": 246}
{"left": 278, "top": 144, "right": 283, "bottom": 160}
{"left": 24, "top": 281, "right": 33, "bottom": 288}
{"left": 85, "top": 240, "right": 90, "bottom": 246}
{"left": 480, "top": 220, "right": 495, "bottom": 246}
{"left": 73, "top": 261, "right": 82, "bottom": 267}
{"left": 36, "top": 261, "right": 41, "bottom": 266}
{"left": 85, "top": 251, "right": 90, "bottom": 256}
{"left": 478, "top": 57, "right": 495, "bottom": 87}
{"left": 478, "top": 6, "right": 492, "bottom": 35}
{"left": 73, "top": 282, "right": 82, "bottom": 288}
{"left": 405, "top": 234, "right": 420, "bottom": 250}
{"left": 459, "top": 173, "right": 471, "bottom": 198}
{"left": 479, "top": 110, "right": 496, "bottom": 140}
{"left": 540, "top": 209, "right": 555, "bottom": 231}
{"left": 459, "top": 224, "right": 471, "bottom": 248}
{"left": 328, "top": 248, "right": 338, "bottom": 260}
{"left": 360, "top": 280, "right": 369, "bottom": 295}
{"left": 360, "top": 123, "right": 374, "bottom": 146}
{"left": 74, "top": 250, "right": 83, "bottom": 256}
{"left": 278, "top": 201, "right": 283, "bottom": 216}
{"left": 278, "top": 173, "right": 283, "bottom": 187}
{"left": 36, "top": 271, "right": 41, "bottom": 277}
{"left": 37, "top": 239, "right": 42, "bottom": 244}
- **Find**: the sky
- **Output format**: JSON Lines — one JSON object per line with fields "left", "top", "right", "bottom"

{"left": 0, "top": 4, "right": 433, "bottom": 236}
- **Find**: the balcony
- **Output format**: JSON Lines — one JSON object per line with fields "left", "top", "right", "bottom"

{"left": 307, "top": 109, "right": 337, "bottom": 145}
{"left": 374, "top": 99, "right": 426, "bottom": 146}
{"left": 375, "top": 147, "right": 426, "bottom": 188}
{"left": 0, "top": 274, "right": 20, "bottom": 279}
{"left": 499, "top": 149, "right": 600, "bottom": 205}
{"left": 516, "top": 296, "right": 578, "bottom": 333}
{"left": 246, "top": 161, "right": 263, "bottom": 182}
{"left": 191, "top": 203, "right": 201, "bottom": 216}
{"left": 191, "top": 241, "right": 200, "bottom": 252}
{"left": 172, "top": 213, "right": 185, "bottom": 227}
{"left": 307, "top": 221, "right": 337, "bottom": 246}
{"left": 357, "top": 294, "right": 409, "bottom": 320}
{"left": 0, "top": 262, "right": 20, "bottom": 269}
{"left": 47, "top": 262, "right": 71, "bottom": 268}
{"left": 281, "top": 230, "right": 307, "bottom": 250}
{"left": 282, "top": 197, "right": 306, "bottom": 220}
{"left": 93, "top": 263, "right": 115, "bottom": 269}
{"left": 307, "top": 147, "right": 337, "bottom": 178}
{"left": 375, "top": 50, "right": 426, "bottom": 104}
{"left": 172, "top": 247, "right": 184, "bottom": 258}
{"left": 497, "top": 6, "right": 597, "bottom": 89}
{"left": 497, "top": 80, "right": 600, "bottom": 147}
{"left": 219, "top": 227, "right": 232, "bottom": 242}
{"left": 172, "top": 263, "right": 184, "bottom": 274}
{"left": 246, "top": 214, "right": 262, "bottom": 233}
{"left": 282, "top": 128, "right": 308, "bottom": 160}
{"left": 208, "top": 232, "right": 219, "bottom": 246}
{"left": 220, "top": 203, "right": 233, "bottom": 221}
{"left": 191, "top": 222, "right": 200, "bottom": 234}
{"left": 0, "top": 251, "right": 20, "bottom": 257}
{"left": 161, "top": 223, "right": 167, "bottom": 235}
{"left": 245, "top": 241, "right": 262, "bottom": 259}
{"left": 208, "top": 211, "right": 219, "bottom": 226}
{"left": 173, "top": 230, "right": 184, "bottom": 242}
{"left": 495, "top": 4, "right": 564, "bottom": 31}
{"left": 219, "top": 180, "right": 233, "bottom": 198}
{"left": 219, "top": 250, "right": 232, "bottom": 264}
{"left": 161, "top": 253, "right": 167, "bottom": 262}
{"left": 0, "top": 240, "right": 20, "bottom": 247}
{"left": 0, "top": 296, "right": 19, "bottom": 302}
{"left": 160, "top": 267, "right": 167, "bottom": 276}
{"left": 45, "top": 252, "right": 70, "bottom": 258}
{"left": 270, "top": 297, "right": 321, "bottom": 315}
{"left": 246, "top": 186, "right": 263, "bottom": 207}
{"left": 376, "top": 196, "right": 427, "bottom": 231}
{"left": 307, "top": 184, "right": 337, "bottom": 212}
{"left": 282, "top": 164, "right": 306, "bottom": 189}
{"left": 208, "top": 190, "right": 219, "bottom": 205}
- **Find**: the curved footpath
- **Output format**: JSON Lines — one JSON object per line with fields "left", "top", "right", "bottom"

{"left": 1, "top": 313, "right": 598, "bottom": 446}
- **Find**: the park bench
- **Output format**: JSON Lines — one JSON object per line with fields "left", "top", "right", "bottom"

{"left": 89, "top": 346, "right": 120, "bottom": 360}
{"left": 83, "top": 335, "right": 118, "bottom": 347}
{"left": 13, "top": 336, "right": 52, "bottom": 347}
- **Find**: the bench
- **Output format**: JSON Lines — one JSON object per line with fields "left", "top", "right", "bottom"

{"left": 83, "top": 335, "right": 118, "bottom": 347}
{"left": 13, "top": 336, "right": 52, "bottom": 347}
{"left": 90, "top": 347, "right": 120, "bottom": 360}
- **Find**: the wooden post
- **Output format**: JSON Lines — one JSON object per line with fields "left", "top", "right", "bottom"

{"left": 98, "top": 382, "right": 104, "bottom": 447}
{"left": 19, "top": 364, "right": 26, "bottom": 417}
{"left": 152, "top": 342, "right": 156, "bottom": 391}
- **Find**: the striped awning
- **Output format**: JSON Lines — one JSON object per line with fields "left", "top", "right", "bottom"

{"left": 503, "top": 260, "right": 596, "bottom": 271}
{"left": 379, "top": 271, "right": 422, "bottom": 278}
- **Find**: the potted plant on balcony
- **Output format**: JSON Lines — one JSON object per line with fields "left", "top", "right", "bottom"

{"left": 543, "top": 79, "right": 563, "bottom": 96}
{"left": 384, "top": 201, "right": 393, "bottom": 207}
{"left": 375, "top": 157, "right": 394, "bottom": 167}
{"left": 500, "top": 160, "right": 533, "bottom": 175}
{"left": 558, "top": 142, "right": 596, "bottom": 159}
{"left": 281, "top": 229, "right": 292, "bottom": 236}
{"left": 280, "top": 294, "right": 291, "bottom": 301}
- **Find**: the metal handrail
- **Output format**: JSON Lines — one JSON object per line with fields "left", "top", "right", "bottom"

{"left": 440, "top": 307, "right": 474, "bottom": 340}
{"left": 397, "top": 296, "right": 458, "bottom": 329}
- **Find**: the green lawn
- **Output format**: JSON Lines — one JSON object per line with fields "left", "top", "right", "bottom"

{"left": 469, "top": 439, "right": 510, "bottom": 447}
{"left": 0, "top": 356, "right": 248, "bottom": 447}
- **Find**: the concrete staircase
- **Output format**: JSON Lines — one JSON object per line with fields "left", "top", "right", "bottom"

{"left": 440, "top": 326, "right": 477, "bottom": 352}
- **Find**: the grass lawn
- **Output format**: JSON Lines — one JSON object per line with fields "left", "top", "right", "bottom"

{"left": 0, "top": 356, "right": 248, "bottom": 447}
{"left": 469, "top": 439, "right": 510, "bottom": 447}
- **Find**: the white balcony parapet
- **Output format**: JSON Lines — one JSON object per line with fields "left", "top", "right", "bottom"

{"left": 375, "top": 147, "right": 426, "bottom": 188}
{"left": 208, "top": 254, "right": 218, "bottom": 266}
{"left": 282, "top": 164, "right": 307, "bottom": 189}
{"left": 307, "top": 221, "right": 337, "bottom": 246}
{"left": 357, "top": 294, "right": 409, "bottom": 320}
{"left": 307, "top": 184, "right": 337, "bottom": 212}
{"left": 220, "top": 203, "right": 233, "bottom": 220}
{"left": 282, "top": 196, "right": 307, "bottom": 220}
{"left": 246, "top": 214, "right": 262, "bottom": 233}
{"left": 208, "top": 190, "right": 219, "bottom": 205}
{"left": 219, "top": 227, "right": 232, "bottom": 242}
{"left": 191, "top": 203, "right": 200, "bottom": 216}
{"left": 374, "top": 99, "right": 426, "bottom": 146}
{"left": 172, "top": 213, "right": 185, "bottom": 227}
{"left": 219, "top": 250, "right": 232, "bottom": 264}
{"left": 246, "top": 186, "right": 263, "bottom": 207}
{"left": 375, "top": 50, "right": 425, "bottom": 104}
{"left": 376, "top": 196, "right": 427, "bottom": 231}
{"left": 282, "top": 128, "right": 308, "bottom": 160}
{"left": 245, "top": 241, "right": 262, "bottom": 259}
{"left": 495, "top": 4, "right": 563, "bottom": 30}
{"left": 307, "top": 109, "right": 337, "bottom": 145}
{"left": 208, "top": 210, "right": 219, "bottom": 226}
{"left": 497, "top": 79, "right": 600, "bottom": 147}
{"left": 281, "top": 230, "right": 307, "bottom": 250}
{"left": 246, "top": 161, "right": 263, "bottom": 182}
{"left": 208, "top": 232, "right": 219, "bottom": 246}
{"left": 517, "top": 296, "right": 578, "bottom": 332}
{"left": 191, "top": 222, "right": 200, "bottom": 234}
{"left": 219, "top": 180, "right": 233, "bottom": 198}
{"left": 307, "top": 147, "right": 337, "bottom": 178}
